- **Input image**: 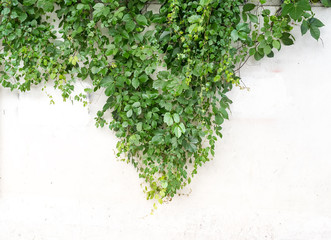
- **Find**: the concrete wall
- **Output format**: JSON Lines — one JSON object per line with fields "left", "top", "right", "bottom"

{"left": 1, "top": 7, "right": 331, "bottom": 240}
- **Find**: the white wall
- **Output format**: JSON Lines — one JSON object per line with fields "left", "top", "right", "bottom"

{"left": 1, "top": 7, "right": 331, "bottom": 240}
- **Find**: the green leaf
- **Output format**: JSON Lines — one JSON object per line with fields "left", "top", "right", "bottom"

{"left": 309, "top": 18, "right": 324, "bottom": 28}
{"left": 100, "top": 76, "right": 113, "bottom": 87}
{"left": 272, "top": 40, "right": 281, "bottom": 51}
{"left": 220, "top": 108, "right": 229, "bottom": 120}
{"left": 105, "top": 84, "right": 115, "bottom": 96}
{"left": 151, "top": 135, "right": 163, "bottom": 144}
{"left": 137, "top": 122, "right": 143, "bottom": 132}
{"left": 231, "top": 30, "right": 239, "bottom": 41}
{"left": 136, "top": 15, "right": 148, "bottom": 26}
{"left": 179, "top": 123, "right": 186, "bottom": 133}
{"left": 282, "top": 0, "right": 310, "bottom": 20}
{"left": 37, "top": 0, "right": 55, "bottom": 12}
{"left": 173, "top": 113, "right": 180, "bottom": 123}
{"left": 310, "top": 26, "right": 320, "bottom": 40}
{"left": 264, "top": 45, "right": 272, "bottom": 55}
{"left": 301, "top": 20, "right": 309, "bottom": 35}
{"left": 254, "top": 51, "right": 264, "bottom": 61}
{"left": 127, "top": 109, "right": 133, "bottom": 118}
{"left": 125, "top": 20, "right": 136, "bottom": 32}
{"left": 23, "top": 0, "right": 37, "bottom": 6}
{"left": 215, "top": 115, "right": 224, "bottom": 125}
{"left": 91, "top": 66, "right": 100, "bottom": 74}
{"left": 243, "top": 3, "right": 255, "bottom": 12}
{"left": 174, "top": 126, "right": 182, "bottom": 138}
{"left": 132, "top": 78, "right": 140, "bottom": 89}
{"left": 139, "top": 74, "right": 149, "bottom": 83}
{"left": 200, "top": 0, "right": 211, "bottom": 6}
{"left": 249, "top": 48, "right": 256, "bottom": 56}
{"left": 281, "top": 33, "right": 294, "bottom": 46}
{"left": 248, "top": 13, "right": 258, "bottom": 23}
{"left": 164, "top": 112, "right": 174, "bottom": 126}
{"left": 132, "top": 102, "right": 141, "bottom": 108}
{"left": 321, "top": 0, "right": 331, "bottom": 7}
{"left": 188, "top": 15, "right": 201, "bottom": 23}
{"left": 3, "top": 8, "right": 10, "bottom": 15}
{"left": 93, "top": 3, "right": 110, "bottom": 18}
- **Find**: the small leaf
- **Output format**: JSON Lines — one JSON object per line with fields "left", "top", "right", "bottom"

{"left": 164, "top": 112, "right": 174, "bottom": 126}
{"left": 174, "top": 126, "right": 182, "bottom": 138}
{"left": 272, "top": 40, "right": 281, "bottom": 50}
{"left": 132, "top": 102, "right": 141, "bottom": 108}
{"left": 173, "top": 113, "right": 180, "bottom": 123}
{"left": 310, "top": 26, "right": 320, "bottom": 40}
{"left": 249, "top": 48, "right": 256, "bottom": 56}
{"left": 248, "top": 13, "right": 258, "bottom": 23}
{"left": 215, "top": 115, "right": 224, "bottom": 125}
{"left": 137, "top": 122, "right": 143, "bottom": 132}
{"left": 243, "top": 3, "right": 255, "bottom": 12}
{"left": 231, "top": 30, "right": 239, "bottom": 41}
{"left": 136, "top": 14, "right": 148, "bottom": 26}
{"left": 105, "top": 84, "right": 115, "bottom": 96}
{"left": 132, "top": 78, "right": 140, "bottom": 89}
{"left": 125, "top": 20, "right": 136, "bottom": 32}
{"left": 127, "top": 109, "right": 133, "bottom": 118}
{"left": 23, "top": 0, "right": 36, "bottom": 6}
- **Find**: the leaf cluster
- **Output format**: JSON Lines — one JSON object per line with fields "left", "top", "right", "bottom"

{"left": 0, "top": 0, "right": 329, "bottom": 203}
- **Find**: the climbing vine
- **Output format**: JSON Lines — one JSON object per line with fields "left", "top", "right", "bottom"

{"left": 0, "top": 0, "right": 330, "bottom": 204}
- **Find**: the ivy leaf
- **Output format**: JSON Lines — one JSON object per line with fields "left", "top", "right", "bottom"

{"left": 100, "top": 76, "right": 114, "bottom": 87}
{"left": 281, "top": 33, "right": 294, "bottom": 46}
{"left": 231, "top": 30, "right": 239, "bottom": 41}
{"left": 174, "top": 126, "right": 182, "bottom": 138}
{"left": 125, "top": 20, "right": 136, "bottom": 32}
{"left": 18, "top": 12, "right": 28, "bottom": 22}
{"left": 132, "top": 102, "right": 141, "bottom": 108}
{"left": 137, "top": 122, "right": 143, "bottom": 132}
{"left": 254, "top": 51, "right": 264, "bottom": 61}
{"left": 93, "top": 3, "right": 110, "bottom": 18}
{"left": 151, "top": 135, "right": 163, "bottom": 144}
{"left": 105, "top": 84, "right": 115, "bottom": 96}
{"left": 3, "top": 8, "right": 10, "bottom": 15}
{"left": 272, "top": 40, "right": 281, "bottom": 51}
{"left": 243, "top": 3, "right": 255, "bottom": 12}
{"left": 249, "top": 48, "right": 256, "bottom": 56}
{"left": 215, "top": 115, "right": 224, "bottom": 125}
{"left": 136, "top": 15, "right": 148, "bottom": 26}
{"left": 23, "top": 0, "right": 37, "bottom": 6}
{"left": 248, "top": 13, "right": 258, "bottom": 23}
{"left": 282, "top": 0, "right": 311, "bottom": 20}
{"left": 321, "top": 0, "right": 331, "bottom": 7}
{"left": 310, "top": 26, "right": 320, "bottom": 40}
{"left": 127, "top": 109, "right": 133, "bottom": 118}
{"left": 164, "top": 112, "right": 174, "bottom": 126}
{"left": 188, "top": 15, "right": 201, "bottom": 23}
{"left": 309, "top": 18, "right": 325, "bottom": 28}
{"left": 132, "top": 78, "right": 140, "bottom": 89}
{"left": 173, "top": 113, "right": 180, "bottom": 123}
{"left": 179, "top": 123, "right": 186, "bottom": 134}
{"left": 301, "top": 20, "right": 309, "bottom": 35}
{"left": 37, "top": 0, "right": 55, "bottom": 12}
{"left": 139, "top": 74, "right": 149, "bottom": 83}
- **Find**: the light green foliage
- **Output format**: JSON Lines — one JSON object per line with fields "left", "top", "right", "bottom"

{"left": 0, "top": 0, "right": 329, "bottom": 203}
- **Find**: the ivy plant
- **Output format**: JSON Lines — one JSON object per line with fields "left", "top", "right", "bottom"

{"left": 0, "top": 0, "right": 330, "bottom": 204}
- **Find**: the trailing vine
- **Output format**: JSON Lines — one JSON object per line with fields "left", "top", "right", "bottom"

{"left": 0, "top": 0, "right": 330, "bottom": 204}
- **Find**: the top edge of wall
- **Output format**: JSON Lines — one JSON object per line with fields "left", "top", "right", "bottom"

{"left": 148, "top": 0, "right": 325, "bottom": 7}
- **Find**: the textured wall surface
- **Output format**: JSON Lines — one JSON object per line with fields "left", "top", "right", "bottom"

{"left": 1, "top": 7, "right": 331, "bottom": 240}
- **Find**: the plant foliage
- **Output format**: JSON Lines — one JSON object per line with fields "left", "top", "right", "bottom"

{"left": 0, "top": 0, "right": 329, "bottom": 203}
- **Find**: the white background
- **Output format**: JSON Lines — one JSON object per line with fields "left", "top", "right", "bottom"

{"left": 1, "top": 7, "right": 331, "bottom": 240}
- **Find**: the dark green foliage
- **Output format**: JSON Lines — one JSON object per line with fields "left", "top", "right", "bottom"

{"left": 0, "top": 0, "right": 328, "bottom": 203}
